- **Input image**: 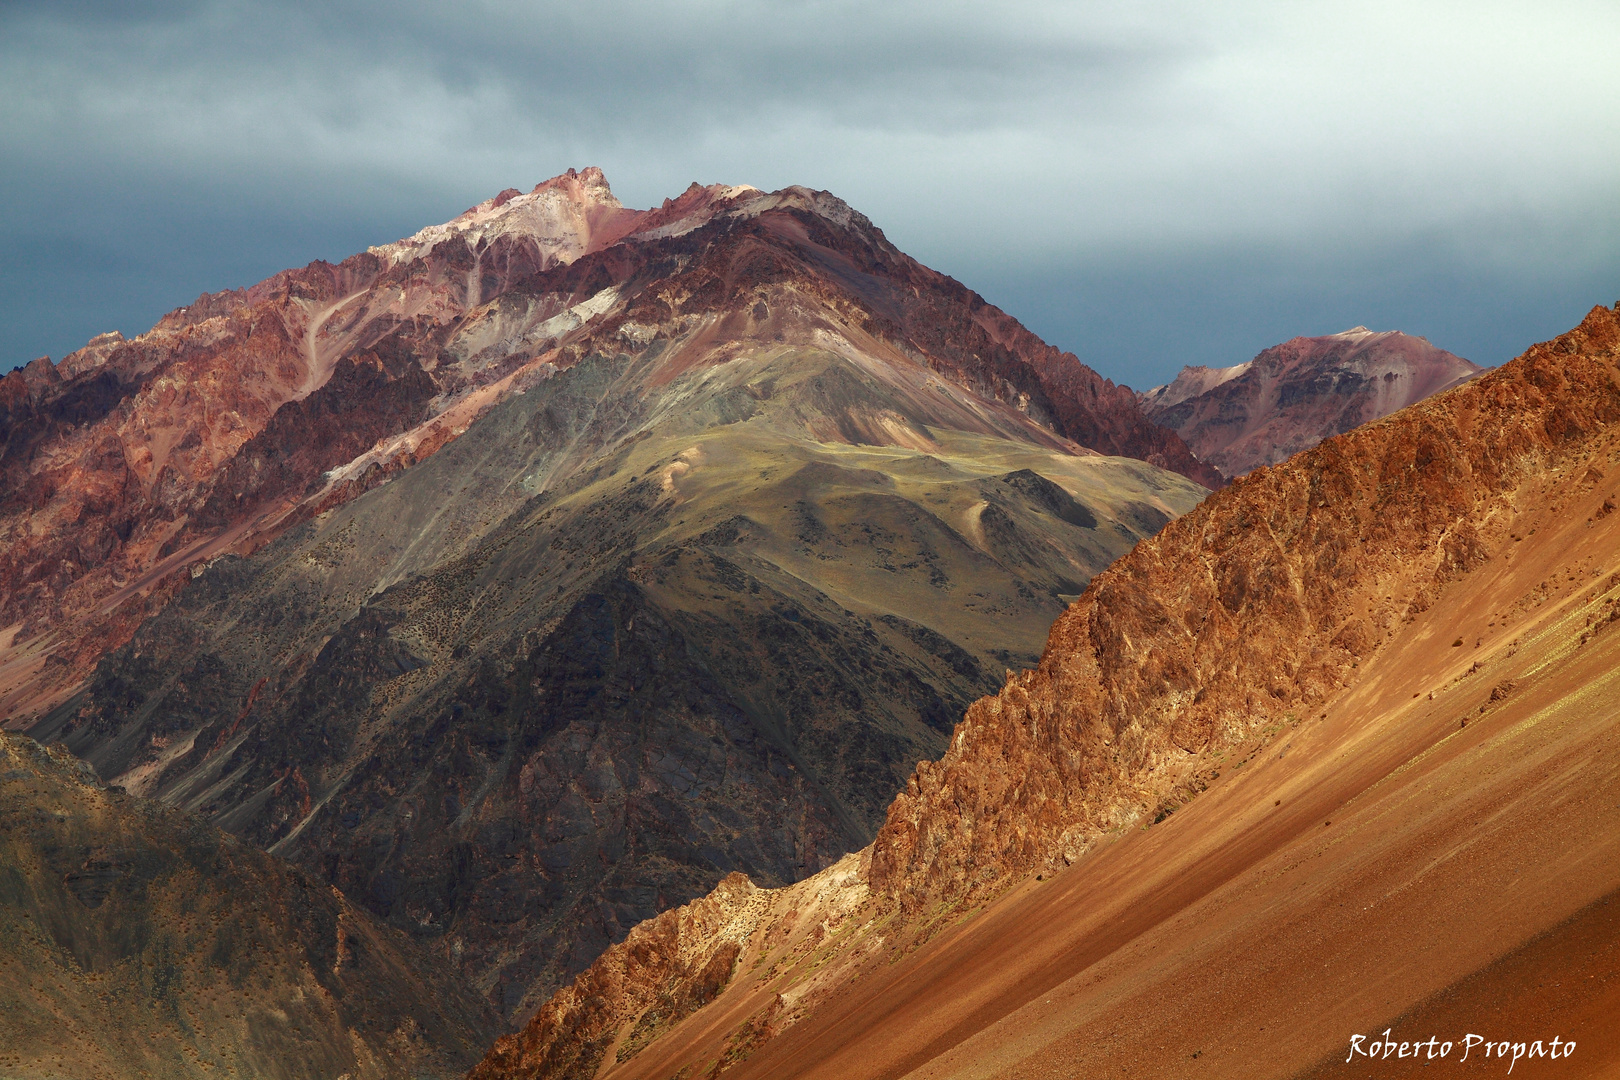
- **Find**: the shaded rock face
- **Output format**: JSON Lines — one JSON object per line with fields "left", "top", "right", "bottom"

{"left": 1, "top": 168, "right": 1210, "bottom": 723}
{"left": 0, "top": 731, "right": 501, "bottom": 1080}
{"left": 33, "top": 190, "right": 1209, "bottom": 1021}
{"left": 1140, "top": 327, "right": 1482, "bottom": 478}
{"left": 470, "top": 304, "right": 1620, "bottom": 1080}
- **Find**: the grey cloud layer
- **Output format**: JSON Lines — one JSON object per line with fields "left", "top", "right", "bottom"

{"left": 3, "top": 0, "right": 1618, "bottom": 381}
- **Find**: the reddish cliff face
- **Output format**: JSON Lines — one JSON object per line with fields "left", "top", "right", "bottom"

{"left": 866, "top": 321, "right": 1535, "bottom": 904}
{"left": 0, "top": 169, "right": 1211, "bottom": 724}
{"left": 470, "top": 303, "right": 1620, "bottom": 1080}
{"left": 1141, "top": 327, "right": 1482, "bottom": 477}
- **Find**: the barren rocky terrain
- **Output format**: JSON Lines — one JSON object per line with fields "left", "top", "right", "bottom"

{"left": 17, "top": 167, "right": 1595, "bottom": 1080}
{"left": 472, "top": 303, "right": 1620, "bottom": 1080}
{"left": 0, "top": 169, "right": 1215, "bottom": 726}
{"left": 13, "top": 172, "right": 1208, "bottom": 1025}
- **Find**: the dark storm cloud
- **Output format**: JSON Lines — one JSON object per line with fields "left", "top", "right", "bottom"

{"left": 3, "top": 0, "right": 1618, "bottom": 385}
{"left": 3, "top": 1, "right": 1164, "bottom": 158}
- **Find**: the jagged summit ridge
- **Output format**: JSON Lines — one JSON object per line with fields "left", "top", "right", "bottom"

{"left": 368, "top": 167, "right": 838, "bottom": 272}
{"left": 371, "top": 167, "right": 633, "bottom": 269}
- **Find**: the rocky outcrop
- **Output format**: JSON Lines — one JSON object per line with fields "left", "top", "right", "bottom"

{"left": 471, "top": 303, "right": 1620, "bottom": 1079}
{"left": 866, "top": 320, "right": 1558, "bottom": 905}
{"left": 1141, "top": 327, "right": 1481, "bottom": 477}
{"left": 0, "top": 731, "right": 501, "bottom": 1079}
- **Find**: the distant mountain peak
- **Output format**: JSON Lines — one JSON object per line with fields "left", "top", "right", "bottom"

{"left": 1140, "top": 359, "right": 1253, "bottom": 412}
{"left": 1142, "top": 327, "right": 1482, "bottom": 477}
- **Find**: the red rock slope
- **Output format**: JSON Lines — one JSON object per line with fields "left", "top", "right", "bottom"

{"left": 1141, "top": 327, "right": 1482, "bottom": 478}
{"left": 0, "top": 169, "right": 1214, "bottom": 724}
{"left": 470, "top": 303, "right": 1620, "bottom": 1080}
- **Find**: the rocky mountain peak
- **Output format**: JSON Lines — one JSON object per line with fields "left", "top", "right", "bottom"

{"left": 1142, "top": 326, "right": 1482, "bottom": 477}
{"left": 362, "top": 169, "right": 827, "bottom": 275}
{"left": 532, "top": 164, "right": 618, "bottom": 202}
{"left": 369, "top": 166, "right": 640, "bottom": 270}
{"left": 0, "top": 167, "right": 1214, "bottom": 733}
{"left": 1138, "top": 360, "right": 1253, "bottom": 413}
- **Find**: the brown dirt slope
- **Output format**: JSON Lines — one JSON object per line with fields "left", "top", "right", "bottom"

{"left": 470, "top": 302, "right": 1620, "bottom": 1080}
{"left": 0, "top": 731, "right": 501, "bottom": 1080}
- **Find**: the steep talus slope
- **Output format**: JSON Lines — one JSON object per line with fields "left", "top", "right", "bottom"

{"left": 1141, "top": 327, "right": 1482, "bottom": 477}
{"left": 472, "top": 303, "right": 1620, "bottom": 1079}
{"left": 32, "top": 241, "right": 1205, "bottom": 1019}
{"left": 2, "top": 169, "right": 1212, "bottom": 723}
{"left": 0, "top": 731, "right": 501, "bottom": 1080}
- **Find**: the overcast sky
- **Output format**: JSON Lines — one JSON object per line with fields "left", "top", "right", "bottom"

{"left": 3, "top": 0, "right": 1617, "bottom": 388}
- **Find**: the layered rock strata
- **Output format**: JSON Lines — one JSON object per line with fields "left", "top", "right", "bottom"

{"left": 2, "top": 169, "right": 1214, "bottom": 723}
{"left": 28, "top": 175, "right": 1209, "bottom": 1020}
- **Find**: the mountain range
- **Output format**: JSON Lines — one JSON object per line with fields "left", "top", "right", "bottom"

{"left": 6, "top": 170, "right": 1211, "bottom": 1026}
{"left": 5, "top": 167, "right": 1604, "bottom": 1080}
{"left": 470, "top": 303, "right": 1620, "bottom": 1080}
